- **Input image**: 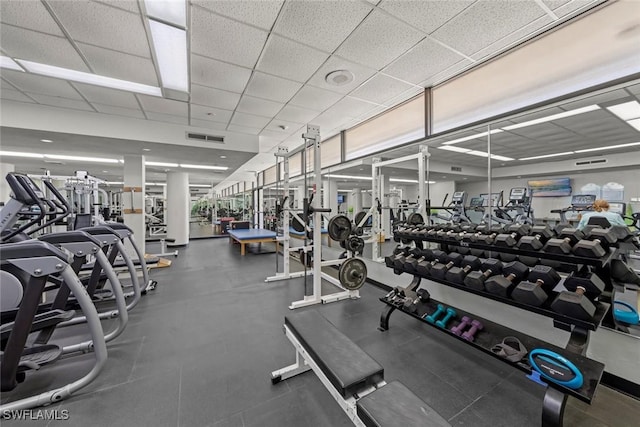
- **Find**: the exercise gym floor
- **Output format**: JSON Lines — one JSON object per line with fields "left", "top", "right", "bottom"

{"left": 3, "top": 239, "right": 639, "bottom": 427}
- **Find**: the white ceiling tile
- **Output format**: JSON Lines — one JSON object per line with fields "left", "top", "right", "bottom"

{"left": 350, "top": 74, "right": 415, "bottom": 104}
{"left": 191, "top": 55, "right": 252, "bottom": 93}
{"left": 289, "top": 85, "right": 343, "bottom": 111}
{"left": 275, "top": 104, "right": 320, "bottom": 124}
{"left": 29, "top": 93, "right": 94, "bottom": 111}
{"left": 189, "top": 118, "right": 230, "bottom": 131}
{"left": 0, "top": 0, "right": 65, "bottom": 36}
{"left": 79, "top": 43, "right": 158, "bottom": 86}
{"left": 544, "top": 0, "right": 597, "bottom": 17}
{"left": 383, "top": 38, "right": 467, "bottom": 85}
{"left": 259, "top": 136, "right": 284, "bottom": 152}
{"left": 1, "top": 78, "right": 16, "bottom": 90}
{"left": 193, "top": 1, "right": 283, "bottom": 30}
{"left": 236, "top": 95, "right": 284, "bottom": 117}
{"left": 0, "top": 89, "right": 35, "bottom": 103}
{"left": 92, "top": 0, "right": 141, "bottom": 14}
{"left": 307, "top": 55, "right": 377, "bottom": 95}
{"left": 191, "top": 85, "right": 241, "bottom": 110}
{"left": 336, "top": 10, "right": 424, "bottom": 70}
{"left": 471, "top": 15, "right": 553, "bottom": 61}
{"left": 0, "top": 26, "right": 90, "bottom": 72}
{"left": 431, "top": 0, "right": 547, "bottom": 57}
{"left": 93, "top": 102, "right": 145, "bottom": 119}
{"left": 256, "top": 35, "right": 329, "bottom": 83}
{"left": 274, "top": 1, "right": 372, "bottom": 52}
{"left": 227, "top": 124, "right": 262, "bottom": 135}
{"left": 264, "top": 119, "right": 305, "bottom": 134}
{"left": 383, "top": 87, "right": 423, "bottom": 107}
{"left": 260, "top": 129, "right": 290, "bottom": 140}
{"left": 190, "top": 104, "right": 233, "bottom": 124}
{"left": 310, "top": 109, "right": 355, "bottom": 132}
{"left": 146, "top": 112, "right": 188, "bottom": 125}
{"left": 230, "top": 112, "right": 271, "bottom": 129}
{"left": 139, "top": 95, "right": 188, "bottom": 117}
{"left": 2, "top": 70, "right": 82, "bottom": 98}
{"left": 379, "top": 0, "right": 474, "bottom": 35}
{"left": 244, "top": 72, "right": 302, "bottom": 103}
{"left": 48, "top": 0, "right": 150, "bottom": 58}
{"left": 73, "top": 82, "right": 140, "bottom": 108}
{"left": 191, "top": 8, "right": 268, "bottom": 67}
{"left": 419, "top": 59, "right": 472, "bottom": 87}
{"left": 328, "top": 96, "right": 380, "bottom": 118}
{"left": 358, "top": 104, "right": 388, "bottom": 121}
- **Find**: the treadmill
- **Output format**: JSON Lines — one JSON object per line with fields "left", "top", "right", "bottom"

{"left": 551, "top": 194, "right": 596, "bottom": 223}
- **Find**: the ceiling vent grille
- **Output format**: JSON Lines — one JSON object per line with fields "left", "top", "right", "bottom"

{"left": 575, "top": 159, "right": 607, "bottom": 166}
{"left": 186, "top": 132, "right": 225, "bottom": 144}
{"left": 451, "top": 166, "right": 462, "bottom": 172}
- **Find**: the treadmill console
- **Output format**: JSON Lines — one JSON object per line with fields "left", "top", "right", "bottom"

{"left": 469, "top": 197, "right": 484, "bottom": 208}
{"left": 452, "top": 191, "right": 466, "bottom": 204}
{"left": 570, "top": 194, "right": 596, "bottom": 208}
{"left": 509, "top": 187, "right": 527, "bottom": 203}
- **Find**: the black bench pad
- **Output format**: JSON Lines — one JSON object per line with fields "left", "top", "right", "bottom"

{"left": 357, "top": 381, "right": 451, "bottom": 427}
{"left": 285, "top": 310, "right": 384, "bottom": 398}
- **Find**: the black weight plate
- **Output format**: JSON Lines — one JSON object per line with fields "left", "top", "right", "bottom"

{"left": 347, "top": 236, "right": 365, "bottom": 254}
{"left": 407, "top": 212, "right": 424, "bottom": 225}
{"left": 354, "top": 211, "right": 367, "bottom": 227}
{"left": 354, "top": 227, "right": 363, "bottom": 236}
{"left": 339, "top": 258, "right": 367, "bottom": 290}
{"left": 291, "top": 216, "right": 305, "bottom": 232}
{"left": 328, "top": 215, "right": 352, "bottom": 241}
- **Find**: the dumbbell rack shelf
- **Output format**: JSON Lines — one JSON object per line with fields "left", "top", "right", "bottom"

{"left": 379, "top": 293, "right": 606, "bottom": 427}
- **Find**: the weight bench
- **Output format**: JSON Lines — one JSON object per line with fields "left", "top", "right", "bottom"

{"left": 228, "top": 229, "right": 278, "bottom": 256}
{"left": 271, "top": 310, "right": 450, "bottom": 427}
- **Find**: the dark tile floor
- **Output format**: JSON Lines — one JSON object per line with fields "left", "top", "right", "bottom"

{"left": 2, "top": 239, "right": 638, "bottom": 426}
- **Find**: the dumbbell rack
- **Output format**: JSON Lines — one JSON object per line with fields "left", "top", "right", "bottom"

{"left": 378, "top": 286, "right": 605, "bottom": 427}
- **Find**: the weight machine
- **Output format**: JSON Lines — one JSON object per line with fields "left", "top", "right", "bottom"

{"left": 266, "top": 125, "right": 365, "bottom": 309}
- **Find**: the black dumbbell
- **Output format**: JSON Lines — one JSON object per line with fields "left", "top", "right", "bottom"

{"left": 417, "top": 288, "right": 431, "bottom": 303}
{"left": 415, "top": 250, "right": 446, "bottom": 276}
{"left": 464, "top": 268, "right": 499, "bottom": 291}
{"left": 461, "top": 255, "right": 481, "bottom": 270}
{"left": 517, "top": 224, "right": 554, "bottom": 251}
{"left": 511, "top": 279, "right": 549, "bottom": 306}
{"left": 431, "top": 261, "right": 456, "bottom": 280}
{"left": 557, "top": 227, "right": 585, "bottom": 245}
{"left": 394, "top": 248, "right": 422, "bottom": 270}
{"left": 445, "top": 264, "right": 475, "bottom": 284}
{"left": 485, "top": 273, "right": 520, "bottom": 297}
{"left": 572, "top": 239, "right": 607, "bottom": 258}
{"left": 494, "top": 232, "right": 522, "bottom": 248}
{"left": 564, "top": 272, "right": 605, "bottom": 300}
{"left": 384, "top": 247, "right": 409, "bottom": 268}
{"left": 519, "top": 256, "right": 540, "bottom": 267}
{"left": 446, "top": 252, "right": 464, "bottom": 266}
{"left": 481, "top": 258, "right": 503, "bottom": 274}
{"left": 450, "top": 316, "right": 472, "bottom": 336}
{"left": 502, "top": 261, "right": 529, "bottom": 282}
{"left": 471, "top": 232, "right": 497, "bottom": 244}
{"left": 543, "top": 237, "right": 573, "bottom": 254}
{"left": 551, "top": 286, "right": 596, "bottom": 320}
{"left": 527, "top": 265, "right": 561, "bottom": 293}
{"left": 462, "top": 319, "right": 484, "bottom": 342}
{"left": 404, "top": 249, "right": 433, "bottom": 274}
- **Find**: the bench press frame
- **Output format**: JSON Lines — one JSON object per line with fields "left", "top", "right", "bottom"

{"left": 271, "top": 324, "right": 385, "bottom": 427}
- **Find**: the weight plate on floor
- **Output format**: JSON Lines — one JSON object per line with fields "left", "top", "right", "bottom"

{"left": 328, "top": 215, "right": 352, "bottom": 241}
{"left": 354, "top": 211, "right": 367, "bottom": 227}
{"left": 291, "top": 216, "right": 305, "bottom": 232}
{"left": 347, "top": 236, "right": 365, "bottom": 254}
{"left": 339, "top": 258, "right": 367, "bottom": 291}
{"left": 407, "top": 212, "right": 424, "bottom": 225}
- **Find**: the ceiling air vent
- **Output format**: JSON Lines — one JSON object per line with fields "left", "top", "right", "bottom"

{"left": 575, "top": 159, "right": 607, "bottom": 166}
{"left": 186, "top": 132, "right": 225, "bottom": 144}
{"left": 451, "top": 166, "right": 462, "bottom": 172}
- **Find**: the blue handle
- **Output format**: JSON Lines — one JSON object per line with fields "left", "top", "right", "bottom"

{"left": 613, "top": 301, "right": 639, "bottom": 325}
{"left": 528, "top": 349, "right": 583, "bottom": 390}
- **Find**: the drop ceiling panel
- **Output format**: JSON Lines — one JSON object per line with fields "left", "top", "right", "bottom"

{"left": 383, "top": 87, "right": 423, "bottom": 108}
{"left": 561, "top": 89, "right": 630, "bottom": 110}
{"left": 310, "top": 109, "right": 355, "bottom": 132}
{"left": 49, "top": 0, "right": 150, "bottom": 58}
{"left": 230, "top": 111, "right": 271, "bottom": 128}
{"left": 2, "top": 71, "right": 82, "bottom": 98}
{"left": 326, "top": 96, "right": 380, "bottom": 119}
{"left": 1, "top": 26, "right": 89, "bottom": 72}
{"left": 191, "top": 55, "right": 252, "bottom": 94}
{"left": 420, "top": 58, "right": 472, "bottom": 87}
{"left": 28, "top": 93, "right": 94, "bottom": 111}
{"left": 93, "top": 0, "right": 141, "bottom": 14}
{"left": 274, "top": 1, "right": 372, "bottom": 52}
{"left": 350, "top": 73, "right": 415, "bottom": 104}
{"left": 139, "top": 95, "right": 188, "bottom": 117}
{"left": 289, "top": 85, "right": 343, "bottom": 111}
{"left": 190, "top": 104, "right": 233, "bottom": 125}
{"left": 190, "top": 118, "right": 229, "bottom": 130}
{"left": 192, "top": 1, "right": 283, "bottom": 31}
{"left": 79, "top": 43, "right": 158, "bottom": 86}
{"left": 626, "top": 84, "right": 640, "bottom": 95}
{"left": 263, "top": 119, "right": 305, "bottom": 135}
{"left": 191, "top": 9, "right": 267, "bottom": 68}
{"left": 244, "top": 72, "right": 302, "bottom": 103}
{"left": 471, "top": 15, "right": 553, "bottom": 61}
{"left": 307, "top": 55, "right": 377, "bottom": 95}
{"left": 73, "top": 82, "right": 140, "bottom": 108}
{"left": 379, "top": 0, "right": 474, "bottom": 35}
{"left": 1, "top": 89, "right": 34, "bottom": 103}
{"left": 551, "top": 0, "right": 600, "bottom": 18}
{"left": 431, "top": 0, "right": 547, "bottom": 57}
{"left": 274, "top": 104, "right": 320, "bottom": 124}
{"left": 0, "top": 2, "right": 64, "bottom": 36}
{"left": 227, "top": 124, "right": 262, "bottom": 135}
{"left": 256, "top": 35, "right": 328, "bottom": 83}
{"left": 92, "top": 102, "right": 146, "bottom": 119}
{"left": 1, "top": 78, "right": 16, "bottom": 90}
{"left": 336, "top": 10, "right": 425, "bottom": 70}
{"left": 145, "top": 111, "right": 188, "bottom": 125}
{"left": 383, "top": 38, "right": 467, "bottom": 85}
{"left": 259, "top": 129, "right": 291, "bottom": 140}
{"left": 190, "top": 85, "right": 240, "bottom": 110}
{"left": 235, "top": 95, "right": 283, "bottom": 118}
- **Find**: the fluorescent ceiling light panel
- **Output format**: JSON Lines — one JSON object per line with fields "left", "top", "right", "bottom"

{"left": 0, "top": 151, "right": 44, "bottom": 158}
{"left": 44, "top": 154, "right": 119, "bottom": 163}
{"left": 180, "top": 164, "right": 228, "bottom": 170}
{"left": 438, "top": 146, "right": 471, "bottom": 153}
{"left": 626, "top": 118, "right": 640, "bottom": 132}
{"left": 144, "top": 0, "right": 186, "bottom": 27}
{"left": 148, "top": 19, "right": 188, "bottom": 92}
{"left": 104, "top": 181, "right": 124, "bottom": 185}
{"left": 146, "top": 161, "right": 179, "bottom": 167}
{"left": 145, "top": 182, "right": 167, "bottom": 186}
{"left": 389, "top": 178, "right": 436, "bottom": 184}
{"left": 490, "top": 154, "right": 515, "bottom": 161}
{"left": 189, "top": 184, "right": 212, "bottom": 188}
{"left": 464, "top": 151, "right": 513, "bottom": 161}
{"left": 0, "top": 56, "right": 24, "bottom": 71}
{"left": 442, "top": 129, "right": 503, "bottom": 145}
{"left": 606, "top": 101, "right": 640, "bottom": 121}
{"left": 326, "top": 174, "right": 372, "bottom": 180}
{"left": 574, "top": 142, "right": 640, "bottom": 153}
{"left": 519, "top": 152, "right": 575, "bottom": 161}
{"left": 16, "top": 60, "right": 162, "bottom": 96}
{"left": 502, "top": 105, "right": 600, "bottom": 131}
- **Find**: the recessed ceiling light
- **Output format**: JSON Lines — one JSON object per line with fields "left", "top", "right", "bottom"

{"left": 325, "top": 70, "right": 354, "bottom": 86}
{"left": 102, "top": 170, "right": 109, "bottom": 173}
{"left": 220, "top": 155, "right": 227, "bottom": 159}
{"left": 143, "top": 148, "right": 151, "bottom": 151}
{"left": 207, "top": 112, "right": 216, "bottom": 116}
{"left": 278, "top": 125, "right": 289, "bottom": 130}
{"left": 40, "top": 139, "right": 53, "bottom": 143}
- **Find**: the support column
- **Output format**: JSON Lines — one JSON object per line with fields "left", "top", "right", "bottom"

{"left": 381, "top": 174, "right": 391, "bottom": 237}
{"left": 352, "top": 188, "right": 362, "bottom": 219}
{"left": 123, "top": 155, "right": 145, "bottom": 255}
{"left": 167, "top": 171, "right": 189, "bottom": 246}
{"left": 0, "top": 163, "right": 15, "bottom": 203}
{"left": 323, "top": 179, "right": 338, "bottom": 216}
